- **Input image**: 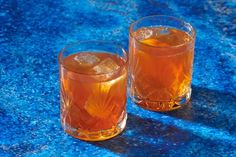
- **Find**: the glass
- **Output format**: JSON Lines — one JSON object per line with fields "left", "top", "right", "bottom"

{"left": 58, "top": 41, "right": 128, "bottom": 141}
{"left": 129, "top": 15, "right": 196, "bottom": 111}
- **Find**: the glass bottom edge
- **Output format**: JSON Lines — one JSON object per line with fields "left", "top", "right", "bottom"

{"left": 62, "top": 113, "right": 127, "bottom": 141}
{"left": 130, "top": 89, "right": 191, "bottom": 112}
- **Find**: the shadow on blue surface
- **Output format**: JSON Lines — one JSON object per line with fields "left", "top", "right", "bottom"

{"left": 91, "top": 114, "right": 190, "bottom": 156}
{"left": 166, "top": 86, "right": 236, "bottom": 134}
{"left": 89, "top": 86, "right": 236, "bottom": 156}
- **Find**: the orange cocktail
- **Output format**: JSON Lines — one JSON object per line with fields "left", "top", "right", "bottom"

{"left": 59, "top": 41, "right": 128, "bottom": 141}
{"left": 129, "top": 16, "right": 196, "bottom": 111}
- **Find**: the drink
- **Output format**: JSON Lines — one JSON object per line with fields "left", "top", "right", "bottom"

{"left": 129, "top": 16, "right": 195, "bottom": 111}
{"left": 59, "top": 42, "right": 128, "bottom": 141}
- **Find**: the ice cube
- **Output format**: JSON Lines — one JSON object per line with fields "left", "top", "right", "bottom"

{"left": 93, "top": 58, "right": 120, "bottom": 74}
{"left": 135, "top": 28, "right": 153, "bottom": 41}
{"left": 159, "top": 27, "right": 170, "bottom": 35}
{"left": 74, "top": 53, "right": 100, "bottom": 66}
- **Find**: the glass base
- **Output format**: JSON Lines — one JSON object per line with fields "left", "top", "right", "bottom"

{"left": 62, "top": 113, "right": 127, "bottom": 141}
{"left": 131, "top": 89, "right": 191, "bottom": 112}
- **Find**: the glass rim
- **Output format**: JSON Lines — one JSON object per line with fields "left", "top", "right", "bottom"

{"left": 58, "top": 40, "right": 128, "bottom": 76}
{"left": 129, "top": 15, "right": 196, "bottom": 49}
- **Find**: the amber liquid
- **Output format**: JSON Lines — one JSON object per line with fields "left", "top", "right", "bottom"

{"left": 60, "top": 52, "right": 127, "bottom": 141}
{"left": 129, "top": 27, "right": 194, "bottom": 111}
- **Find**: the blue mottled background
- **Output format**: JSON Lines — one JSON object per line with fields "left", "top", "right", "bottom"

{"left": 0, "top": 0, "right": 236, "bottom": 156}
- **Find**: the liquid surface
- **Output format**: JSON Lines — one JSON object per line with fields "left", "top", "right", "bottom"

{"left": 130, "top": 27, "right": 194, "bottom": 111}
{"left": 60, "top": 52, "right": 127, "bottom": 140}
{"left": 134, "top": 27, "right": 192, "bottom": 47}
{"left": 62, "top": 52, "right": 124, "bottom": 75}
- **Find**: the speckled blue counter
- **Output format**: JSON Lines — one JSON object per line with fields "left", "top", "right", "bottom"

{"left": 0, "top": 0, "right": 235, "bottom": 156}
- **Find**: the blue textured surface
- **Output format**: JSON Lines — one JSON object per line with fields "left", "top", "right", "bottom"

{"left": 0, "top": 0, "right": 236, "bottom": 156}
